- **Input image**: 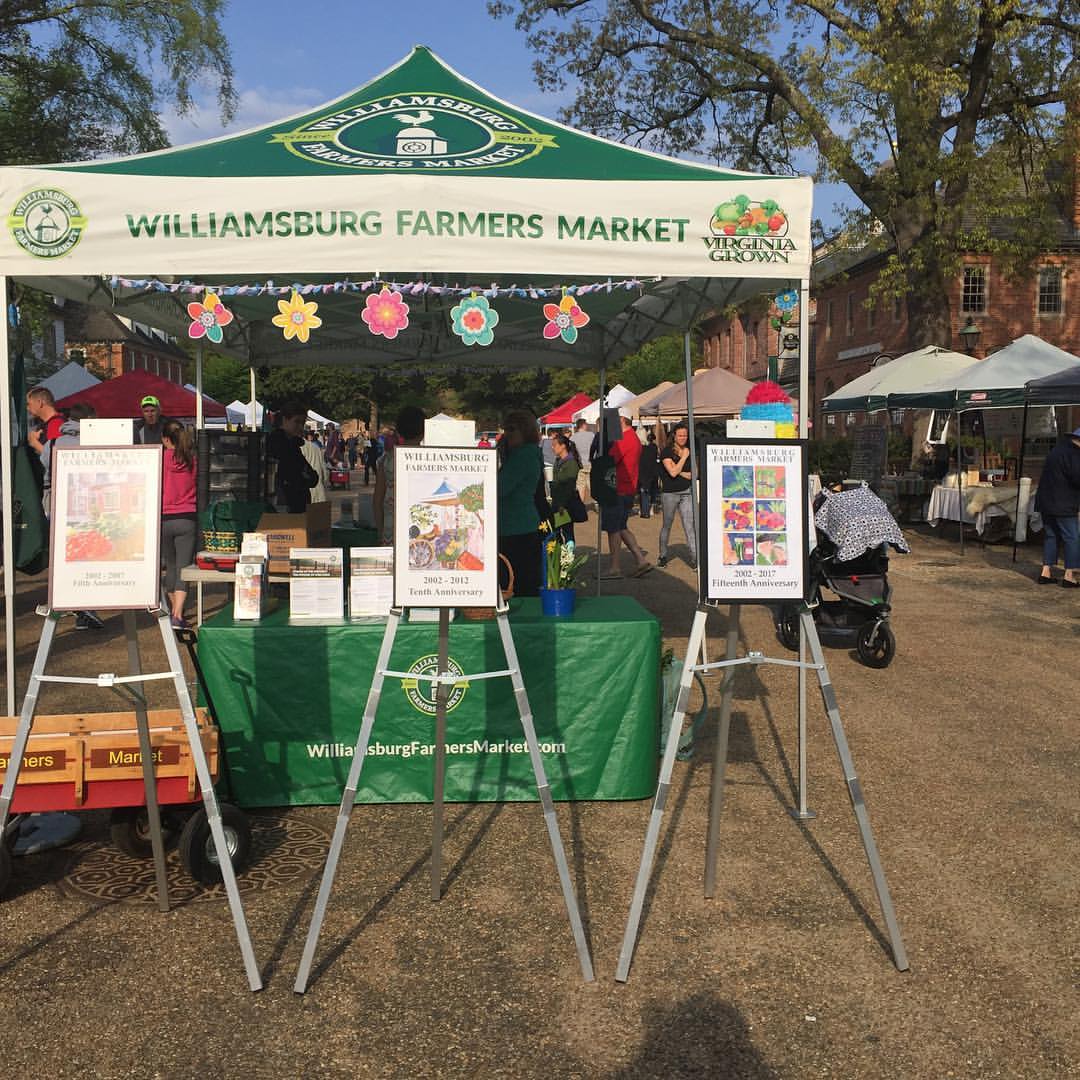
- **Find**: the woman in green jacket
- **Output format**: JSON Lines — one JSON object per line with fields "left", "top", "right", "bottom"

{"left": 497, "top": 409, "right": 544, "bottom": 596}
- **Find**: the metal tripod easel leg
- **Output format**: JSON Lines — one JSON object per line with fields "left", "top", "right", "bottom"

{"left": 616, "top": 603, "right": 908, "bottom": 982}
{"left": 0, "top": 604, "right": 262, "bottom": 990}
{"left": 799, "top": 611, "right": 909, "bottom": 971}
{"left": 295, "top": 603, "right": 594, "bottom": 993}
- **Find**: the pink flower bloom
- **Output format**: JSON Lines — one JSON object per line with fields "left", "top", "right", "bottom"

{"left": 542, "top": 294, "right": 590, "bottom": 345}
{"left": 186, "top": 292, "right": 233, "bottom": 344}
{"left": 361, "top": 287, "right": 410, "bottom": 339}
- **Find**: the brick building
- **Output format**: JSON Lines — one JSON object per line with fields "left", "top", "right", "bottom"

{"left": 63, "top": 304, "right": 188, "bottom": 384}
{"left": 699, "top": 165, "right": 1080, "bottom": 438}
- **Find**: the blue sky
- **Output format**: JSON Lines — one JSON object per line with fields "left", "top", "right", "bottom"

{"left": 161, "top": 0, "right": 851, "bottom": 228}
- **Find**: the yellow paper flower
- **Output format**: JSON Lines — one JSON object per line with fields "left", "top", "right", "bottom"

{"left": 272, "top": 290, "right": 322, "bottom": 343}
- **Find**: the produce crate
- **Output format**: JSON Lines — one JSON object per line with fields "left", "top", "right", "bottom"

{"left": 0, "top": 709, "right": 218, "bottom": 814}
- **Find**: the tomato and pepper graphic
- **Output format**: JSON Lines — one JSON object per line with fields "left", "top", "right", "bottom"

{"left": 756, "top": 500, "right": 787, "bottom": 531}
{"left": 722, "top": 499, "right": 754, "bottom": 532}
{"left": 710, "top": 195, "right": 788, "bottom": 237}
{"left": 65, "top": 528, "right": 113, "bottom": 562}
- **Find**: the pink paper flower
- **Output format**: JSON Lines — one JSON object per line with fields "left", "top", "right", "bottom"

{"left": 542, "top": 294, "right": 590, "bottom": 345}
{"left": 361, "top": 286, "right": 410, "bottom": 339}
{"left": 186, "top": 291, "right": 234, "bottom": 343}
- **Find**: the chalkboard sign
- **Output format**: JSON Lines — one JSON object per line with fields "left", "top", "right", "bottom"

{"left": 849, "top": 425, "right": 887, "bottom": 484}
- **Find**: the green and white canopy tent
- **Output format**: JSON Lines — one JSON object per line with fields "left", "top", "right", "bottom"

{"left": 0, "top": 45, "right": 813, "bottom": 709}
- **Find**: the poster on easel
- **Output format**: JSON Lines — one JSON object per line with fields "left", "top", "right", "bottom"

{"left": 393, "top": 446, "right": 498, "bottom": 608}
{"left": 49, "top": 445, "right": 163, "bottom": 610}
{"left": 699, "top": 439, "right": 809, "bottom": 604}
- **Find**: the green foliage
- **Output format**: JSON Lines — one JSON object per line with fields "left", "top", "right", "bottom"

{"left": 0, "top": 1, "right": 235, "bottom": 164}
{"left": 617, "top": 335, "right": 696, "bottom": 393}
{"left": 494, "top": 1, "right": 1079, "bottom": 346}
{"left": 807, "top": 438, "right": 852, "bottom": 485}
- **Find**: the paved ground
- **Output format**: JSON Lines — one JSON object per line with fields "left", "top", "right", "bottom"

{"left": 0, "top": 486, "right": 1077, "bottom": 1079}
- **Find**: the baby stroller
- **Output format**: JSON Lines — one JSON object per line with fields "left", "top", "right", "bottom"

{"left": 776, "top": 485, "right": 909, "bottom": 668}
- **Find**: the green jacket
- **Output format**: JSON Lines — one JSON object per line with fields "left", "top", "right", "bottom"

{"left": 550, "top": 456, "right": 580, "bottom": 511}
{"left": 498, "top": 443, "right": 543, "bottom": 536}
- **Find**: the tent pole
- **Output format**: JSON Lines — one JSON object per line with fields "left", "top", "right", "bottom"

{"left": 596, "top": 364, "right": 606, "bottom": 597}
{"left": 1011, "top": 403, "right": 1030, "bottom": 563}
{"left": 956, "top": 409, "right": 965, "bottom": 556}
{"left": 795, "top": 278, "right": 812, "bottom": 820}
{"left": 684, "top": 331, "right": 700, "bottom": 587}
{"left": 195, "top": 346, "right": 204, "bottom": 429}
{"left": 249, "top": 366, "right": 256, "bottom": 429}
{"left": 0, "top": 276, "right": 14, "bottom": 715}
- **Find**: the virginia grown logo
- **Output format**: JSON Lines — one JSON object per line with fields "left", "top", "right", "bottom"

{"left": 702, "top": 193, "right": 796, "bottom": 264}
{"left": 401, "top": 653, "right": 469, "bottom": 715}
{"left": 270, "top": 93, "right": 557, "bottom": 171}
{"left": 7, "top": 188, "right": 87, "bottom": 258}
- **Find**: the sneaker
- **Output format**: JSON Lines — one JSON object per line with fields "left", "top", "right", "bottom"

{"left": 75, "top": 611, "right": 104, "bottom": 630}
{"left": 656, "top": 556, "right": 668, "bottom": 568}
{"left": 170, "top": 615, "right": 191, "bottom": 630}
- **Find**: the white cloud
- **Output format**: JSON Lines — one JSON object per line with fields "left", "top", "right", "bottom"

{"left": 160, "top": 84, "right": 327, "bottom": 148}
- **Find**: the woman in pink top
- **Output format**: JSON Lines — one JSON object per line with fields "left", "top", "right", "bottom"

{"left": 161, "top": 419, "right": 198, "bottom": 628}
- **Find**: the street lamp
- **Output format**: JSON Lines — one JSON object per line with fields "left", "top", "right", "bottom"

{"left": 958, "top": 316, "right": 982, "bottom": 356}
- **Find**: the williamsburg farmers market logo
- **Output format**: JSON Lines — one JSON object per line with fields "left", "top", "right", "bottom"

{"left": 401, "top": 654, "right": 469, "bottom": 715}
{"left": 703, "top": 193, "right": 795, "bottom": 264}
{"left": 7, "top": 188, "right": 87, "bottom": 258}
{"left": 271, "top": 93, "right": 557, "bottom": 171}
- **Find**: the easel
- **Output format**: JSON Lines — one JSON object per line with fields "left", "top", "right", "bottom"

{"left": 616, "top": 602, "right": 909, "bottom": 981}
{"left": 293, "top": 601, "right": 595, "bottom": 992}
{"left": 0, "top": 598, "right": 263, "bottom": 992}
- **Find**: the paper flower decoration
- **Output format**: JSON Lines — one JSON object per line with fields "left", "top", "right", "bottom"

{"left": 745, "top": 379, "right": 791, "bottom": 405}
{"left": 774, "top": 289, "right": 799, "bottom": 312}
{"left": 272, "top": 290, "right": 322, "bottom": 343}
{"left": 542, "top": 294, "right": 590, "bottom": 345}
{"left": 187, "top": 291, "right": 233, "bottom": 343}
{"left": 450, "top": 295, "right": 499, "bottom": 347}
{"left": 362, "top": 286, "right": 410, "bottom": 339}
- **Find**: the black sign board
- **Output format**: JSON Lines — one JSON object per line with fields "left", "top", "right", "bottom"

{"left": 849, "top": 425, "right": 887, "bottom": 484}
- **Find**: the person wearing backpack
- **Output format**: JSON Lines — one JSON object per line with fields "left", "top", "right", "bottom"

{"left": 601, "top": 411, "right": 652, "bottom": 580}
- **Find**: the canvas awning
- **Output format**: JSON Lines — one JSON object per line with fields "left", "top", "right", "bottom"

{"left": 821, "top": 345, "right": 979, "bottom": 413}
{"left": 225, "top": 398, "right": 265, "bottom": 426}
{"left": 1026, "top": 363, "right": 1080, "bottom": 405}
{"left": 540, "top": 393, "right": 593, "bottom": 427}
{"left": 573, "top": 384, "right": 637, "bottom": 423}
{"left": 623, "top": 381, "right": 674, "bottom": 422}
{"left": 36, "top": 360, "right": 99, "bottom": 399}
{"left": 55, "top": 369, "right": 226, "bottom": 418}
{"left": 0, "top": 46, "right": 811, "bottom": 372}
{"left": 639, "top": 367, "right": 754, "bottom": 420}
{"left": 890, "top": 335, "right": 1080, "bottom": 410}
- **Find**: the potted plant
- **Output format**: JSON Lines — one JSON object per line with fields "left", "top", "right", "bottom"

{"left": 539, "top": 530, "right": 589, "bottom": 617}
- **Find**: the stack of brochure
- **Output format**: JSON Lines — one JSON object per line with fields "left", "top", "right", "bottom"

{"left": 289, "top": 548, "right": 344, "bottom": 618}
{"left": 349, "top": 547, "right": 393, "bottom": 618}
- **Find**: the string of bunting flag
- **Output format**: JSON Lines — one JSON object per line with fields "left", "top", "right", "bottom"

{"left": 107, "top": 274, "right": 650, "bottom": 348}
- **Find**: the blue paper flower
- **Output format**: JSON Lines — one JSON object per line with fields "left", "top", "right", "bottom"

{"left": 774, "top": 289, "right": 799, "bottom": 312}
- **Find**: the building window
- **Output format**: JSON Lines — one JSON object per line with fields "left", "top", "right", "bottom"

{"left": 846, "top": 294, "right": 855, "bottom": 336}
{"left": 825, "top": 299, "right": 833, "bottom": 341}
{"left": 1038, "top": 267, "right": 1062, "bottom": 314}
{"left": 893, "top": 295, "right": 902, "bottom": 322}
{"left": 867, "top": 298, "right": 876, "bottom": 330}
{"left": 826, "top": 413, "right": 836, "bottom": 426}
{"left": 890, "top": 409, "right": 904, "bottom": 425}
{"left": 961, "top": 266, "right": 986, "bottom": 313}
{"left": 724, "top": 326, "right": 732, "bottom": 366}
{"left": 846, "top": 412, "right": 857, "bottom": 426}
{"left": 751, "top": 321, "right": 759, "bottom": 361}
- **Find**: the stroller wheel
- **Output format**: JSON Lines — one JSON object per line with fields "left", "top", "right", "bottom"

{"left": 777, "top": 604, "right": 801, "bottom": 651}
{"left": 856, "top": 620, "right": 895, "bottom": 668}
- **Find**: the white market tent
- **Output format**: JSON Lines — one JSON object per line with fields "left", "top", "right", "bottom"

{"left": 887, "top": 334, "right": 1080, "bottom": 411}
{"left": 37, "top": 359, "right": 100, "bottom": 399}
{"left": 573, "top": 384, "right": 638, "bottom": 424}
{"left": 821, "top": 345, "right": 980, "bottom": 413}
{"left": 225, "top": 398, "right": 265, "bottom": 427}
{"left": 0, "top": 45, "right": 813, "bottom": 711}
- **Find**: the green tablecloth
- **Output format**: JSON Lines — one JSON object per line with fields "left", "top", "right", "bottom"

{"left": 198, "top": 596, "right": 660, "bottom": 807}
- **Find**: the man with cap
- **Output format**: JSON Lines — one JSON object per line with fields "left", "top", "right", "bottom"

{"left": 135, "top": 395, "right": 165, "bottom": 444}
{"left": 1034, "top": 425, "right": 1080, "bottom": 587}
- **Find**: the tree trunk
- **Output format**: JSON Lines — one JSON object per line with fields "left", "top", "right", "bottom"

{"left": 896, "top": 211, "right": 955, "bottom": 350}
{"left": 369, "top": 400, "right": 379, "bottom": 435}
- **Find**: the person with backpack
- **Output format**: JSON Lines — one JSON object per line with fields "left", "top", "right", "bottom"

{"left": 601, "top": 411, "right": 652, "bottom": 580}
{"left": 496, "top": 409, "right": 544, "bottom": 597}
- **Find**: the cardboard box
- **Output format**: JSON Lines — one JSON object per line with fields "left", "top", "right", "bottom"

{"left": 255, "top": 502, "right": 332, "bottom": 574}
